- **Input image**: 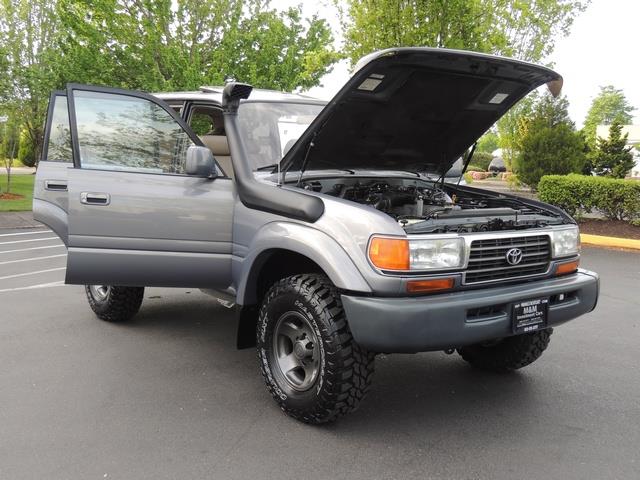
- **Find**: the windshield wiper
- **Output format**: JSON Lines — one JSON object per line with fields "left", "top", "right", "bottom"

{"left": 256, "top": 164, "right": 357, "bottom": 175}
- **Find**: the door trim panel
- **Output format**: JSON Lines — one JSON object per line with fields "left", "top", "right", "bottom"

{"left": 65, "top": 248, "right": 231, "bottom": 287}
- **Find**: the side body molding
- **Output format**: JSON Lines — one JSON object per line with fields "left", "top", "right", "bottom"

{"left": 234, "top": 222, "right": 372, "bottom": 305}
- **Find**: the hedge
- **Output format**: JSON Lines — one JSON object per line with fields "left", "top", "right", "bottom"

{"left": 472, "top": 152, "right": 493, "bottom": 171}
{"left": 538, "top": 174, "right": 640, "bottom": 221}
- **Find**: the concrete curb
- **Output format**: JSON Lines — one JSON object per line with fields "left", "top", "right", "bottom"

{"left": 0, "top": 211, "right": 41, "bottom": 230}
{"left": 581, "top": 233, "right": 640, "bottom": 251}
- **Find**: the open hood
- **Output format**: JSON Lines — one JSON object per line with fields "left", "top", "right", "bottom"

{"left": 281, "top": 48, "right": 562, "bottom": 175}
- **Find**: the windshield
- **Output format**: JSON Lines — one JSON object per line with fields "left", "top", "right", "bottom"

{"left": 237, "top": 102, "right": 324, "bottom": 170}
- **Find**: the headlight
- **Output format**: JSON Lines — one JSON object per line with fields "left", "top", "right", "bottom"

{"left": 551, "top": 226, "right": 580, "bottom": 257}
{"left": 368, "top": 236, "right": 464, "bottom": 271}
{"left": 409, "top": 238, "right": 465, "bottom": 270}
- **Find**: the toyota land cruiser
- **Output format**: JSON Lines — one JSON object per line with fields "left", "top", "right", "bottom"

{"left": 33, "top": 48, "right": 599, "bottom": 424}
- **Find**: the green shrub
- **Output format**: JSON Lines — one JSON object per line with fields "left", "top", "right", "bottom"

{"left": 466, "top": 164, "right": 484, "bottom": 172}
{"left": 514, "top": 124, "right": 586, "bottom": 189}
{"left": 471, "top": 152, "right": 493, "bottom": 171}
{"left": 539, "top": 174, "right": 640, "bottom": 221}
{"left": 506, "top": 173, "right": 522, "bottom": 190}
{"left": 10, "top": 158, "right": 25, "bottom": 168}
{"left": 463, "top": 172, "right": 474, "bottom": 184}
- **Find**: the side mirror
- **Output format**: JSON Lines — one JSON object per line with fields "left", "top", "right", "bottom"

{"left": 185, "top": 145, "right": 217, "bottom": 177}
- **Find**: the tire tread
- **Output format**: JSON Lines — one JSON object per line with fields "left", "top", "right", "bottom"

{"left": 85, "top": 286, "right": 144, "bottom": 322}
{"left": 257, "top": 274, "right": 375, "bottom": 424}
{"left": 457, "top": 328, "right": 553, "bottom": 372}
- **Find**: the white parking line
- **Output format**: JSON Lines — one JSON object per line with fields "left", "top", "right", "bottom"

{"left": 0, "top": 237, "right": 58, "bottom": 245}
{"left": 0, "top": 281, "right": 65, "bottom": 293}
{"left": 0, "top": 267, "right": 66, "bottom": 281}
{"left": 0, "top": 254, "right": 67, "bottom": 265}
{"left": 0, "top": 245, "right": 65, "bottom": 254}
{"left": 0, "top": 229, "right": 51, "bottom": 237}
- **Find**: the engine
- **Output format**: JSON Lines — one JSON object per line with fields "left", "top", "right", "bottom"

{"left": 298, "top": 176, "right": 565, "bottom": 233}
{"left": 323, "top": 180, "right": 455, "bottom": 217}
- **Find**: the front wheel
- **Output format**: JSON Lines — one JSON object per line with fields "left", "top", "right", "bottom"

{"left": 257, "top": 274, "right": 375, "bottom": 424}
{"left": 457, "top": 329, "right": 553, "bottom": 372}
{"left": 85, "top": 285, "right": 145, "bottom": 322}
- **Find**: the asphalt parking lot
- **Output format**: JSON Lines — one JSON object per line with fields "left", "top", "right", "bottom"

{"left": 1, "top": 228, "right": 639, "bottom": 480}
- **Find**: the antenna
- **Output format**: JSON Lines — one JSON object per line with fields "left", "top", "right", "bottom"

{"left": 277, "top": 160, "right": 281, "bottom": 187}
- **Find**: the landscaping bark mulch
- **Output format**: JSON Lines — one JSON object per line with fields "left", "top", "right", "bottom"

{"left": 578, "top": 219, "right": 640, "bottom": 240}
{"left": 0, "top": 193, "right": 25, "bottom": 200}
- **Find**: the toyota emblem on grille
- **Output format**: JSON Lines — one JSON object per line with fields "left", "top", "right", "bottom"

{"left": 505, "top": 247, "right": 524, "bottom": 265}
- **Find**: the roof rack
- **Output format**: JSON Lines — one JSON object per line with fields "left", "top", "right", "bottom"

{"left": 199, "top": 86, "right": 224, "bottom": 93}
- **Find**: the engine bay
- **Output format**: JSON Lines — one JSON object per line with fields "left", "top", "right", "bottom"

{"left": 297, "top": 176, "right": 567, "bottom": 233}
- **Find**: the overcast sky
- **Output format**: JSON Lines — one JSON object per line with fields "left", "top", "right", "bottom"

{"left": 285, "top": 0, "right": 639, "bottom": 128}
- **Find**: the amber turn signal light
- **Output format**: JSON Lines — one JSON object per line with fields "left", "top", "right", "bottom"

{"left": 555, "top": 259, "right": 579, "bottom": 276}
{"left": 368, "top": 237, "right": 410, "bottom": 270}
{"left": 406, "top": 278, "right": 455, "bottom": 293}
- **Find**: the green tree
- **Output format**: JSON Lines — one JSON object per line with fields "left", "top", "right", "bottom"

{"left": 341, "top": 0, "right": 587, "bottom": 66}
{"left": 0, "top": 111, "right": 21, "bottom": 193}
{"left": 513, "top": 94, "right": 586, "bottom": 188}
{"left": 497, "top": 93, "right": 537, "bottom": 170}
{"left": 0, "top": 0, "right": 63, "bottom": 165}
{"left": 582, "top": 85, "right": 635, "bottom": 148}
{"left": 590, "top": 120, "right": 634, "bottom": 178}
{"left": 1, "top": 0, "right": 338, "bottom": 166}
{"left": 57, "top": 0, "right": 338, "bottom": 92}
{"left": 476, "top": 131, "right": 499, "bottom": 154}
{"left": 17, "top": 129, "right": 36, "bottom": 167}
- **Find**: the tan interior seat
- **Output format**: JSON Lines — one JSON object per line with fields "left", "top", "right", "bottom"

{"left": 199, "top": 135, "right": 234, "bottom": 179}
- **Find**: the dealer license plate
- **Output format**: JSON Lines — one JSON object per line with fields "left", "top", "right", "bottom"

{"left": 512, "top": 298, "right": 548, "bottom": 334}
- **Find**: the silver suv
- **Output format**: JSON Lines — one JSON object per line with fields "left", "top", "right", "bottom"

{"left": 34, "top": 48, "right": 599, "bottom": 424}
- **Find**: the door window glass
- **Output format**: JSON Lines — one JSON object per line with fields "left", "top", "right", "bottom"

{"left": 46, "top": 95, "right": 73, "bottom": 163}
{"left": 73, "top": 90, "right": 194, "bottom": 174}
{"left": 189, "top": 107, "right": 225, "bottom": 136}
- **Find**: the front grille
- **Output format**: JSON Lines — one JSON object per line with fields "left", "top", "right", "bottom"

{"left": 464, "top": 235, "right": 551, "bottom": 284}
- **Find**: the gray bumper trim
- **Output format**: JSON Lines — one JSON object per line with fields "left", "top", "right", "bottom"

{"left": 341, "top": 269, "right": 599, "bottom": 353}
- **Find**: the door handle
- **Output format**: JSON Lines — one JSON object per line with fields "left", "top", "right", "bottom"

{"left": 44, "top": 180, "right": 68, "bottom": 191}
{"left": 80, "top": 192, "right": 111, "bottom": 205}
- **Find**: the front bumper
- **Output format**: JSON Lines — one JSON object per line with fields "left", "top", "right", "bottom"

{"left": 341, "top": 269, "right": 599, "bottom": 353}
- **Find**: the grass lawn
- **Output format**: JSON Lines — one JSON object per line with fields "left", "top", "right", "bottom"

{"left": 0, "top": 174, "right": 35, "bottom": 211}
